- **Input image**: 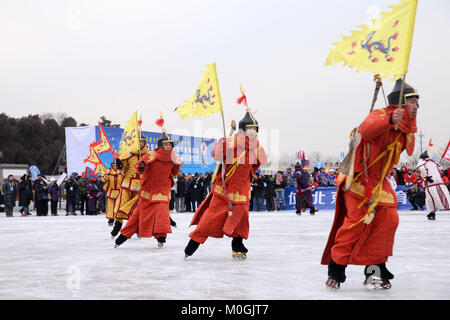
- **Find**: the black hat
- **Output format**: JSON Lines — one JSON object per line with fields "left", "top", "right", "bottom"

{"left": 419, "top": 151, "right": 429, "bottom": 159}
{"left": 157, "top": 129, "right": 174, "bottom": 148}
{"left": 238, "top": 108, "right": 259, "bottom": 132}
{"left": 387, "top": 79, "right": 419, "bottom": 106}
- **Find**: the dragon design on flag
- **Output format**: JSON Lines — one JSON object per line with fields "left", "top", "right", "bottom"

{"left": 361, "top": 30, "right": 399, "bottom": 63}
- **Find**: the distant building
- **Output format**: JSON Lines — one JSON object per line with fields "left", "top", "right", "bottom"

{"left": 0, "top": 163, "right": 29, "bottom": 181}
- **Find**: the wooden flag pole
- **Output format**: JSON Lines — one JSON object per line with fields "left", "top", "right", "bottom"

{"left": 369, "top": 74, "right": 383, "bottom": 113}
{"left": 395, "top": 74, "right": 407, "bottom": 130}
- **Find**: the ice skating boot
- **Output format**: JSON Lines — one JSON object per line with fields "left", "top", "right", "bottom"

{"left": 157, "top": 236, "right": 166, "bottom": 248}
{"left": 170, "top": 217, "right": 177, "bottom": 228}
{"left": 310, "top": 207, "right": 316, "bottom": 215}
{"left": 184, "top": 239, "right": 200, "bottom": 258}
{"left": 427, "top": 212, "right": 436, "bottom": 220}
{"left": 111, "top": 220, "right": 122, "bottom": 239}
{"left": 231, "top": 237, "right": 248, "bottom": 260}
{"left": 325, "top": 259, "right": 347, "bottom": 289}
{"left": 114, "top": 234, "right": 128, "bottom": 248}
{"left": 363, "top": 263, "right": 394, "bottom": 290}
{"left": 295, "top": 209, "right": 301, "bottom": 215}
{"left": 107, "top": 219, "right": 114, "bottom": 227}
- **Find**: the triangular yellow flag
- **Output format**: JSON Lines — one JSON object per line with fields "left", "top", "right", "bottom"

{"left": 118, "top": 111, "right": 140, "bottom": 158}
{"left": 94, "top": 162, "right": 107, "bottom": 176}
{"left": 84, "top": 143, "right": 101, "bottom": 165}
{"left": 176, "top": 63, "right": 223, "bottom": 119}
{"left": 325, "top": 0, "right": 418, "bottom": 80}
{"left": 92, "top": 124, "right": 112, "bottom": 154}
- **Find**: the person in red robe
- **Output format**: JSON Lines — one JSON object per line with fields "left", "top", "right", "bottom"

{"left": 184, "top": 108, "right": 267, "bottom": 259}
{"left": 114, "top": 130, "right": 182, "bottom": 248}
{"left": 321, "top": 79, "right": 419, "bottom": 289}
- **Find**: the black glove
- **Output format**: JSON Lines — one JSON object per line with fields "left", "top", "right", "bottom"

{"left": 138, "top": 161, "right": 145, "bottom": 172}
{"left": 426, "top": 176, "right": 434, "bottom": 183}
{"left": 115, "top": 158, "right": 124, "bottom": 169}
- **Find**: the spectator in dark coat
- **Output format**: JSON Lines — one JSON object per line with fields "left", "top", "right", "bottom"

{"left": 251, "top": 173, "right": 265, "bottom": 211}
{"left": 65, "top": 177, "right": 78, "bottom": 216}
{"left": 76, "top": 175, "right": 87, "bottom": 214}
{"left": 263, "top": 172, "right": 276, "bottom": 211}
{"left": 18, "top": 175, "right": 33, "bottom": 216}
{"left": 188, "top": 173, "right": 203, "bottom": 212}
{"left": 48, "top": 178, "right": 60, "bottom": 216}
{"left": 175, "top": 173, "right": 186, "bottom": 213}
{"left": 34, "top": 175, "right": 49, "bottom": 216}
{"left": 2, "top": 175, "right": 18, "bottom": 217}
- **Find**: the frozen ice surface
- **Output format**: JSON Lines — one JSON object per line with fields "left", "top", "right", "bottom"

{"left": 0, "top": 210, "right": 449, "bottom": 300}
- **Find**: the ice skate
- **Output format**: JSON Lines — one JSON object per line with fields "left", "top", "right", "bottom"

{"left": 114, "top": 234, "right": 127, "bottom": 248}
{"left": 157, "top": 236, "right": 166, "bottom": 248}
{"left": 170, "top": 217, "right": 177, "bottom": 228}
{"left": 184, "top": 239, "right": 200, "bottom": 258}
{"left": 326, "top": 259, "right": 347, "bottom": 290}
{"left": 107, "top": 219, "right": 114, "bottom": 227}
{"left": 427, "top": 212, "right": 436, "bottom": 220}
{"left": 232, "top": 251, "right": 247, "bottom": 260}
{"left": 363, "top": 276, "right": 392, "bottom": 290}
{"left": 231, "top": 237, "right": 248, "bottom": 260}
{"left": 363, "top": 263, "right": 394, "bottom": 290}
{"left": 325, "top": 277, "right": 341, "bottom": 289}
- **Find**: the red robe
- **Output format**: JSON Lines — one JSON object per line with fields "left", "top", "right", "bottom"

{"left": 321, "top": 105, "right": 416, "bottom": 266}
{"left": 120, "top": 148, "right": 181, "bottom": 239}
{"left": 189, "top": 131, "right": 267, "bottom": 243}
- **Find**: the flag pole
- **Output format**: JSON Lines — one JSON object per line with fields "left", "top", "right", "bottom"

{"left": 212, "top": 63, "right": 234, "bottom": 215}
{"left": 394, "top": 73, "right": 407, "bottom": 130}
{"left": 369, "top": 74, "right": 383, "bottom": 113}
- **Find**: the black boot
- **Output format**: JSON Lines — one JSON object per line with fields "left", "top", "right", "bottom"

{"left": 326, "top": 259, "right": 347, "bottom": 289}
{"left": 231, "top": 237, "right": 248, "bottom": 259}
{"left": 111, "top": 220, "right": 122, "bottom": 238}
{"left": 108, "top": 219, "right": 114, "bottom": 227}
{"left": 157, "top": 236, "right": 166, "bottom": 247}
{"left": 114, "top": 234, "right": 128, "bottom": 248}
{"left": 184, "top": 239, "right": 200, "bottom": 258}
{"left": 427, "top": 212, "right": 436, "bottom": 220}
{"left": 364, "top": 263, "right": 394, "bottom": 289}
{"left": 170, "top": 217, "right": 177, "bottom": 228}
{"left": 231, "top": 237, "right": 248, "bottom": 253}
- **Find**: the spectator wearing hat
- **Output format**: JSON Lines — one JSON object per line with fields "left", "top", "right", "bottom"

{"left": 49, "top": 178, "right": 60, "bottom": 216}
{"left": 2, "top": 175, "right": 18, "bottom": 217}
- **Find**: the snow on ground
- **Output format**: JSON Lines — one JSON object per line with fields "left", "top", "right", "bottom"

{"left": 0, "top": 209, "right": 449, "bottom": 300}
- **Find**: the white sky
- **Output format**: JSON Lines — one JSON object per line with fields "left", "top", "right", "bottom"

{"left": 1, "top": 0, "right": 449, "bottom": 162}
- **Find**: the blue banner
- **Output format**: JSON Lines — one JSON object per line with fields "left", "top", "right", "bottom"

{"left": 251, "top": 185, "right": 418, "bottom": 211}
{"left": 29, "top": 165, "right": 41, "bottom": 180}
{"left": 96, "top": 126, "right": 217, "bottom": 175}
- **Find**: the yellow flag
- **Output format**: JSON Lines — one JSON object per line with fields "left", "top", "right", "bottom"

{"left": 84, "top": 143, "right": 101, "bottom": 165}
{"left": 92, "top": 123, "right": 112, "bottom": 154}
{"left": 325, "top": 0, "right": 418, "bottom": 80}
{"left": 94, "top": 162, "right": 107, "bottom": 176}
{"left": 119, "top": 111, "right": 140, "bottom": 158}
{"left": 177, "top": 63, "right": 223, "bottom": 119}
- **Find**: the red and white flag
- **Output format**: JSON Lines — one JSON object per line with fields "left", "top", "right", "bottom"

{"left": 442, "top": 140, "right": 450, "bottom": 161}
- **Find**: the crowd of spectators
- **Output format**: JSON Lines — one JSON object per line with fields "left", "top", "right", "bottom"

{"left": 1, "top": 173, "right": 106, "bottom": 217}
{"left": 2, "top": 164, "right": 450, "bottom": 216}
